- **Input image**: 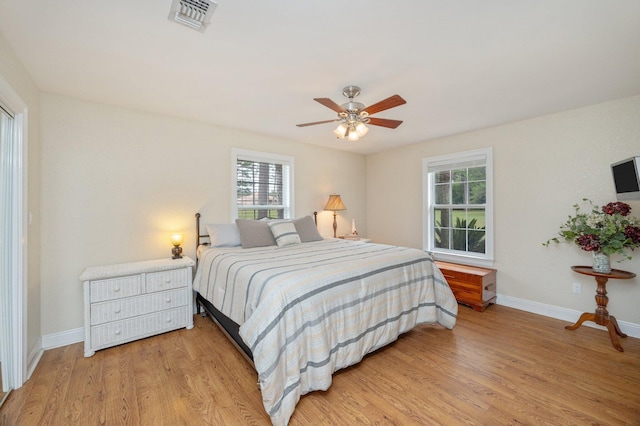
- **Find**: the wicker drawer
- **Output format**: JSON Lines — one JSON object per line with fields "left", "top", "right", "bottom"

{"left": 90, "top": 288, "right": 189, "bottom": 325}
{"left": 90, "top": 275, "right": 142, "bottom": 303}
{"left": 81, "top": 257, "right": 195, "bottom": 357}
{"left": 90, "top": 306, "right": 188, "bottom": 349}
{"left": 436, "top": 261, "right": 497, "bottom": 312}
{"left": 146, "top": 268, "right": 189, "bottom": 293}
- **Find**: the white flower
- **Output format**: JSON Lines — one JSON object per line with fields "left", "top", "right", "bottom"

{"left": 586, "top": 213, "right": 602, "bottom": 228}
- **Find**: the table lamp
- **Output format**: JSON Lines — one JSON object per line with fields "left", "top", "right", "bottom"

{"left": 324, "top": 194, "right": 346, "bottom": 238}
{"left": 171, "top": 233, "right": 184, "bottom": 259}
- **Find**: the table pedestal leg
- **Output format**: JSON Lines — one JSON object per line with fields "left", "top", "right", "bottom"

{"left": 565, "top": 312, "right": 594, "bottom": 330}
{"left": 605, "top": 317, "right": 625, "bottom": 352}
{"left": 565, "top": 275, "right": 626, "bottom": 352}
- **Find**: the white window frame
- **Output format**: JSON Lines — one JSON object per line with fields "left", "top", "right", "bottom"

{"left": 231, "top": 148, "right": 294, "bottom": 220}
{"left": 422, "top": 147, "right": 494, "bottom": 267}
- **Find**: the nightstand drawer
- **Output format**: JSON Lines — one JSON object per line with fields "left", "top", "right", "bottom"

{"left": 90, "top": 306, "right": 188, "bottom": 349}
{"left": 90, "top": 288, "right": 189, "bottom": 325}
{"left": 90, "top": 276, "right": 142, "bottom": 303}
{"left": 146, "top": 268, "right": 189, "bottom": 293}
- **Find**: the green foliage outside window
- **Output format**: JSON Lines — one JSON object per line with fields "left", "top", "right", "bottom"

{"left": 433, "top": 165, "right": 486, "bottom": 254}
{"left": 435, "top": 217, "right": 486, "bottom": 253}
{"left": 236, "top": 159, "right": 285, "bottom": 219}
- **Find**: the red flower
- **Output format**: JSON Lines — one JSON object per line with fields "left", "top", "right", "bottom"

{"left": 625, "top": 225, "right": 640, "bottom": 245}
{"left": 576, "top": 234, "right": 601, "bottom": 252}
{"left": 602, "top": 202, "right": 631, "bottom": 216}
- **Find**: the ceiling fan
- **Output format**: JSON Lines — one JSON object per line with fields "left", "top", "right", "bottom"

{"left": 296, "top": 85, "right": 406, "bottom": 142}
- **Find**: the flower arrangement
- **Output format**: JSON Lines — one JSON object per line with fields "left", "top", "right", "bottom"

{"left": 544, "top": 199, "right": 640, "bottom": 260}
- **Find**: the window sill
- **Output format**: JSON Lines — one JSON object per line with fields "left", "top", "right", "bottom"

{"left": 430, "top": 252, "right": 494, "bottom": 268}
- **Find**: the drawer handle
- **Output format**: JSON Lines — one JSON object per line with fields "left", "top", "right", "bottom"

{"left": 114, "top": 308, "right": 121, "bottom": 314}
{"left": 166, "top": 317, "right": 172, "bottom": 323}
{"left": 164, "top": 278, "right": 171, "bottom": 284}
{"left": 114, "top": 286, "right": 120, "bottom": 292}
{"left": 114, "top": 329, "right": 121, "bottom": 335}
{"left": 165, "top": 297, "right": 171, "bottom": 303}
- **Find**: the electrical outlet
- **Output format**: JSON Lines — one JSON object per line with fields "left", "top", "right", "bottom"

{"left": 572, "top": 282, "right": 582, "bottom": 294}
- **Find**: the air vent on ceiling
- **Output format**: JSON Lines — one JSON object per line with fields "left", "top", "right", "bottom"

{"left": 168, "top": 0, "right": 217, "bottom": 33}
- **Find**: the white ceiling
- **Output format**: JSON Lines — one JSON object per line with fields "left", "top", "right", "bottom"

{"left": 1, "top": 0, "right": 639, "bottom": 154}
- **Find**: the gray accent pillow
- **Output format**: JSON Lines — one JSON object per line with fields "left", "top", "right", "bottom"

{"left": 293, "top": 215, "right": 323, "bottom": 242}
{"left": 268, "top": 221, "right": 301, "bottom": 247}
{"left": 235, "top": 219, "right": 277, "bottom": 248}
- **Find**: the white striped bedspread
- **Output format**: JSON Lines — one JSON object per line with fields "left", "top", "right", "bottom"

{"left": 192, "top": 239, "right": 458, "bottom": 425}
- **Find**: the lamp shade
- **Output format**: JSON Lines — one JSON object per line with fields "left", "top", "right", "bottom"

{"left": 171, "top": 233, "right": 184, "bottom": 246}
{"left": 347, "top": 130, "right": 359, "bottom": 142}
{"left": 355, "top": 122, "right": 369, "bottom": 137}
{"left": 333, "top": 123, "right": 347, "bottom": 139}
{"left": 324, "top": 194, "right": 346, "bottom": 211}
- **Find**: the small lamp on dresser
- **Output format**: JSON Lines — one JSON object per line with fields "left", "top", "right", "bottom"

{"left": 171, "top": 233, "right": 184, "bottom": 259}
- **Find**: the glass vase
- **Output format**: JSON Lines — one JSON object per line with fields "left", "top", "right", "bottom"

{"left": 592, "top": 252, "right": 611, "bottom": 274}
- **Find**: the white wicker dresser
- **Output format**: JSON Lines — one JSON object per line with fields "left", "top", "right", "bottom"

{"left": 80, "top": 257, "right": 195, "bottom": 357}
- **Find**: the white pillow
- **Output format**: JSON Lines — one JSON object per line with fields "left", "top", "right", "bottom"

{"left": 268, "top": 221, "right": 301, "bottom": 247}
{"left": 205, "top": 224, "right": 242, "bottom": 247}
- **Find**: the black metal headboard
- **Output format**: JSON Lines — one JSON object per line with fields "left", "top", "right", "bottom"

{"left": 195, "top": 211, "right": 318, "bottom": 254}
{"left": 195, "top": 212, "right": 209, "bottom": 254}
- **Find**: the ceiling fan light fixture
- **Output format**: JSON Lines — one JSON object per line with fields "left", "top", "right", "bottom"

{"left": 333, "top": 123, "right": 347, "bottom": 139}
{"left": 348, "top": 127, "right": 360, "bottom": 142}
{"left": 355, "top": 122, "right": 369, "bottom": 137}
{"left": 296, "top": 85, "right": 406, "bottom": 142}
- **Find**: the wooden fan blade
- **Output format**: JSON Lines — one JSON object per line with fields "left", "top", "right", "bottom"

{"left": 362, "top": 95, "right": 406, "bottom": 115}
{"left": 296, "top": 119, "right": 340, "bottom": 127}
{"left": 314, "top": 98, "right": 346, "bottom": 113}
{"left": 367, "top": 117, "right": 403, "bottom": 129}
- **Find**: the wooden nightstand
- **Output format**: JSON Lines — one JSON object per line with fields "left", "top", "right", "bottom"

{"left": 80, "top": 257, "right": 195, "bottom": 357}
{"left": 435, "top": 261, "right": 497, "bottom": 312}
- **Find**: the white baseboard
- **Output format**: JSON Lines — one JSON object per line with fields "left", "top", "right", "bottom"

{"left": 497, "top": 294, "right": 640, "bottom": 339}
{"left": 26, "top": 337, "right": 43, "bottom": 381}
{"left": 41, "top": 327, "right": 83, "bottom": 350}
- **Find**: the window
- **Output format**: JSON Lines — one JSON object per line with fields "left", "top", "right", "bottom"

{"left": 422, "top": 147, "right": 493, "bottom": 266}
{"left": 231, "top": 148, "right": 294, "bottom": 220}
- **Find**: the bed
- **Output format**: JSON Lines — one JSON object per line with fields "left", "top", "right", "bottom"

{"left": 192, "top": 213, "right": 458, "bottom": 425}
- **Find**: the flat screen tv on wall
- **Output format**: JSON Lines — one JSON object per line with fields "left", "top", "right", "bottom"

{"left": 611, "top": 156, "right": 640, "bottom": 201}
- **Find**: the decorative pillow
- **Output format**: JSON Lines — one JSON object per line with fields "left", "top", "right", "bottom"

{"left": 293, "top": 215, "right": 323, "bottom": 242}
{"left": 205, "top": 224, "right": 241, "bottom": 248}
{"left": 235, "top": 219, "right": 277, "bottom": 248}
{"left": 268, "top": 221, "right": 302, "bottom": 247}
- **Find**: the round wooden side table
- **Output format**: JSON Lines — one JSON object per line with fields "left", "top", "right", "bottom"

{"left": 566, "top": 266, "right": 636, "bottom": 352}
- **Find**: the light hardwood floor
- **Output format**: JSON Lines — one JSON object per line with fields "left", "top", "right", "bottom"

{"left": 1, "top": 304, "right": 639, "bottom": 425}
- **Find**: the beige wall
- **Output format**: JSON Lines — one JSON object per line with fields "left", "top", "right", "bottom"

{"left": 39, "top": 93, "right": 366, "bottom": 335}
{"left": 367, "top": 95, "right": 640, "bottom": 324}
{"left": 0, "top": 35, "right": 42, "bottom": 358}
{"left": 5, "top": 32, "right": 640, "bottom": 342}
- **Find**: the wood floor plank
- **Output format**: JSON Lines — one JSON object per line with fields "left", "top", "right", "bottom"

{"left": 60, "top": 342, "right": 104, "bottom": 424}
{"left": 1, "top": 305, "right": 639, "bottom": 425}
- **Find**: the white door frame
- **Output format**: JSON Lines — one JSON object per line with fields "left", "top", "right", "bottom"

{"left": 0, "top": 74, "right": 28, "bottom": 391}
